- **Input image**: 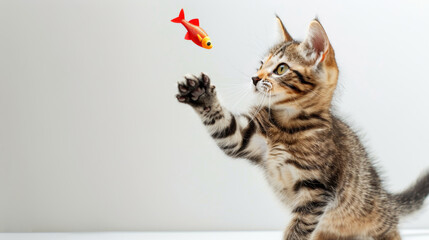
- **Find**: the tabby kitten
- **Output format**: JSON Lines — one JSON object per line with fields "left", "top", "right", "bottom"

{"left": 175, "top": 17, "right": 429, "bottom": 240}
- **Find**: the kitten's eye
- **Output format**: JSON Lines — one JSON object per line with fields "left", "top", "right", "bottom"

{"left": 274, "top": 63, "right": 288, "bottom": 75}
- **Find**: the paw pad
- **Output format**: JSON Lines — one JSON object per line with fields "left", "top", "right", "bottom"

{"left": 176, "top": 73, "right": 215, "bottom": 108}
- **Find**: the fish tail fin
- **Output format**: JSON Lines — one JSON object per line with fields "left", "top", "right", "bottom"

{"left": 171, "top": 9, "right": 185, "bottom": 23}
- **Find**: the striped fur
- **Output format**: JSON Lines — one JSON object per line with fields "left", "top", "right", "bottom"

{"left": 176, "top": 18, "right": 429, "bottom": 240}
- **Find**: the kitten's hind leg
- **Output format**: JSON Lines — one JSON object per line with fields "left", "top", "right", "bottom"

{"left": 373, "top": 229, "right": 401, "bottom": 240}
{"left": 313, "top": 231, "right": 369, "bottom": 240}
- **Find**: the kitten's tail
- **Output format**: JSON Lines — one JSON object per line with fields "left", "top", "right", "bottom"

{"left": 393, "top": 170, "right": 429, "bottom": 217}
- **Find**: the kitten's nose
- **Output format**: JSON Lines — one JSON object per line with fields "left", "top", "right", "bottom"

{"left": 252, "top": 76, "right": 261, "bottom": 86}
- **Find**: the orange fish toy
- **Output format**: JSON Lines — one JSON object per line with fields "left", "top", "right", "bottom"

{"left": 171, "top": 9, "right": 212, "bottom": 49}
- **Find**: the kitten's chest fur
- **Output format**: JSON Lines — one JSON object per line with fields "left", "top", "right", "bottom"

{"left": 263, "top": 143, "right": 307, "bottom": 205}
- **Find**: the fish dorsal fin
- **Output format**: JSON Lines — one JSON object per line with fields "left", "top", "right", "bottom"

{"left": 184, "top": 32, "right": 191, "bottom": 40}
{"left": 197, "top": 34, "right": 203, "bottom": 42}
{"left": 189, "top": 18, "right": 199, "bottom": 26}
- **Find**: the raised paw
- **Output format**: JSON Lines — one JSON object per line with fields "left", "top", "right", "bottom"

{"left": 176, "top": 73, "right": 216, "bottom": 109}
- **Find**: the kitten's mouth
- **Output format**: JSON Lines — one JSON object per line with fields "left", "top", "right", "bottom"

{"left": 256, "top": 80, "right": 272, "bottom": 94}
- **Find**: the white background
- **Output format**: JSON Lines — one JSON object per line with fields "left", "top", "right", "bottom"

{"left": 1, "top": 0, "right": 429, "bottom": 232}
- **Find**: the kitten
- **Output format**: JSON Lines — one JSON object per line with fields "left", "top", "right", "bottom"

{"left": 175, "top": 17, "right": 429, "bottom": 240}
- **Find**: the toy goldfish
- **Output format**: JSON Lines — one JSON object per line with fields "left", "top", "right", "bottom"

{"left": 171, "top": 9, "right": 212, "bottom": 49}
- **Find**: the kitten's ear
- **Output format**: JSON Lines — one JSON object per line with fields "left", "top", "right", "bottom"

{"left": 276, "top": 15, "right": 293, "bottom": 42}
{"left": 300, "top": 19, "right": 330, "bottom": 64}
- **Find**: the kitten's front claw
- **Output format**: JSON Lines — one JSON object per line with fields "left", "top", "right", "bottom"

{"left": 176, "top": 73, "right": 216, "bottom": 108}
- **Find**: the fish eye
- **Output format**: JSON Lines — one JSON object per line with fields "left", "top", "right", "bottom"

{"left": 274, "top": 63, "right": 288, "bottom": 75}
{"left": 207, "top": 42, "right": 211, "bottom": 46}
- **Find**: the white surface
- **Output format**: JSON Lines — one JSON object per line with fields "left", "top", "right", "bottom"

{"left": 1, "top": 231, "right": 429, "bottom": 240}
{"left": 1, "top": 0, "right": 429, "bottom": 232}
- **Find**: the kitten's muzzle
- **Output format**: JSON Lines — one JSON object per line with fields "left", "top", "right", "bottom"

{"left": 252, "top": 76, "right": 261, "bottom": 86}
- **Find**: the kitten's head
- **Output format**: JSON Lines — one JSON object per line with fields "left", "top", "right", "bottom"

{"left": 253, "top": 17, "right": 339, "bottom": 113}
